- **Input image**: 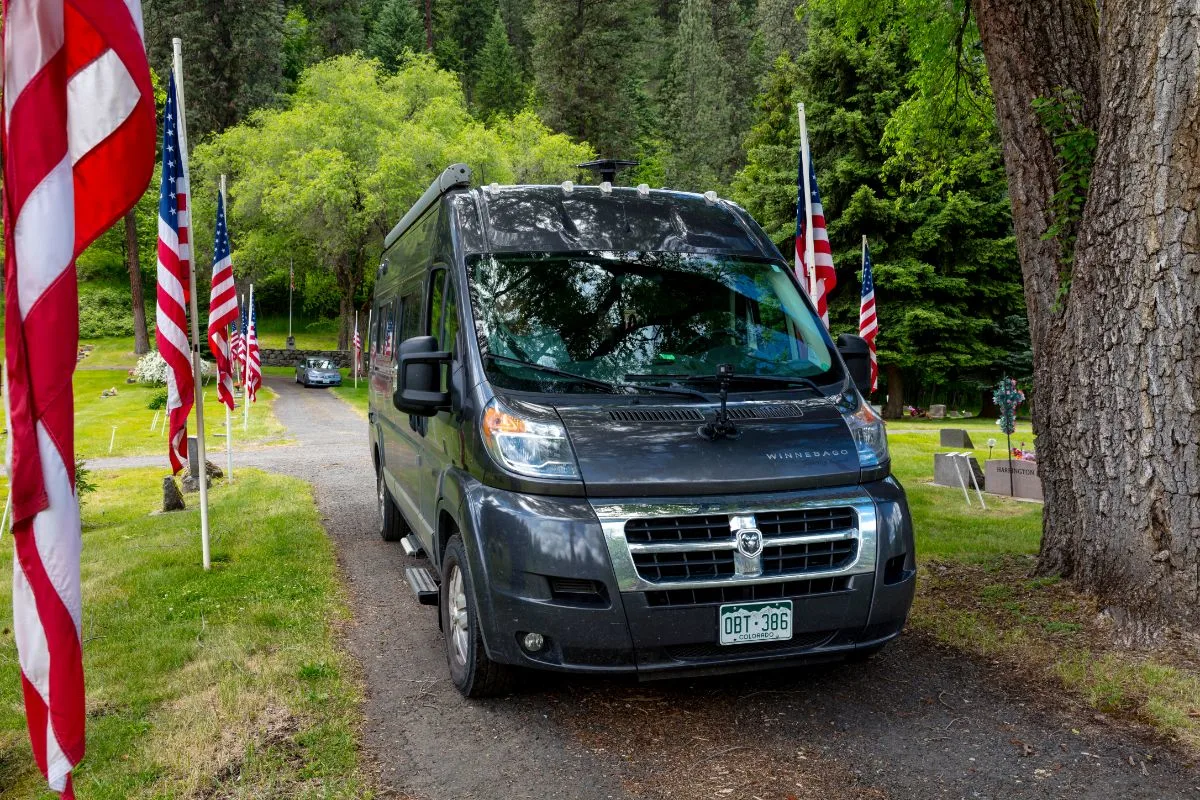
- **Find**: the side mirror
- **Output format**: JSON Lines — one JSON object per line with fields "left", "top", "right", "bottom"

{"left": 394, "top": 335, "right": 451, "bottom": 417}
{"left": 836, "top": 334, "right": 873, "bottom": 397}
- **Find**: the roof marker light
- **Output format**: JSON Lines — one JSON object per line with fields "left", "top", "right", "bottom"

{"left": 600, "top": 181, "right": 613, "bottom": 194}
{"left": 562, "top": 180, "right": 574, "bottom": 193}
{"left": 637, "top": 183, "right": 650, "bottom": 197}
{"left": 485, "top": 182, "right": 500, "bottom": 194}
{"left": 704, "top": 190, "right": 719, "bottom": 204}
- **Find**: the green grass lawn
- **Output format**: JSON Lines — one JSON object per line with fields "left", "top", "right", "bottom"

{"left": 330, "top": 374, "right": 368, "bottom": 417}
{"left": 887, "top": 422, "right": 1043, "bottom": 560}
{"left": 0, "top": 469, "right": 367, "bottom": 798}
{"left": 254, "top": 316, "right": 341, "bottom": 351}
{"left": 74, "top": 370, "right": 286, "bottom": 459}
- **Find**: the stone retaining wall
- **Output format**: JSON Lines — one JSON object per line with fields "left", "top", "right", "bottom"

{"left": 261, "top": 348, "right": 352, "bottom": 368}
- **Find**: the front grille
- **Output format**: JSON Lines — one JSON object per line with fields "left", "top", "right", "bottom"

{"left": 548, "top": 577, "right": 608, "bottom": 605}
{"left": 756, "top": 507, "right": 855, "bottom": 536}
{"left": 763, "top": 540, "right": 857, "bottom": 575}
{"left": 644, "top": 576, "right": 852, "bottom": 607}
{"left": 664, "top": 630, "right": 835, "bottom": 661}
{"left": 632, "top": 550, "right": 735, "bottom": 581}
{"left": 625, "top": 514, "right": 730, "bottom": 544}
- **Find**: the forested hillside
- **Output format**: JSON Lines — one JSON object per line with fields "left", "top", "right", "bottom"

{"left": 39, "top": 0, "right": 1027, "bottom": 411}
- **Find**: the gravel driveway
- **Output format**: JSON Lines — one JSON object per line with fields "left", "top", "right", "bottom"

{"left": 97, "top": 375, "right": 1200, "bottom": 799}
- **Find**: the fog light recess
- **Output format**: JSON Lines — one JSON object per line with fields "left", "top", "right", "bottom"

{"left": 522, "top": 632, "right": 545, "bottom": 653}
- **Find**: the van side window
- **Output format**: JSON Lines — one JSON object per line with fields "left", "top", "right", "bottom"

{"left": 428, "top": 268, "right": 446, "bottom": 347}
{"left": 442, "top": 278, "right": 459, "bottom": 359}
{"left": 400, "top": 293, "right": 419, "bottom": 342}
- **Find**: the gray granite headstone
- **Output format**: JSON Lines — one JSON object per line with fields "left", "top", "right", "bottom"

{"left": 939, "top": 428, "right": 975, "bottom": 449}
{"left": 933, "top": 452, "right": 984, "bottom": 488}
{"left": 928, "top": 404, "right": 947, "bottom": 419}
{"left": 985, "top": 459, "right": 1043, "bottom": 500}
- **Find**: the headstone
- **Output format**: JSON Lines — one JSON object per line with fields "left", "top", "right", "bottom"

{"left": 162, "top": 476, "right": 185, "bottom": 511}
{"left": 939, "top": 428, "right": 975, "bottom": 449}
{"left": 182, "top": 459, "right": 223, "bottom": 493}
{"left": 985, "top": 459, "right": 1043, "bottom": 501}
{"left": 928, "top": 404, "right": 947, "bottom": 419}
{"left": 187, "top": 435, "right": 200, "bottom": 479}
{"left": 933, "top": 452, "right": 983, "bottom": 489}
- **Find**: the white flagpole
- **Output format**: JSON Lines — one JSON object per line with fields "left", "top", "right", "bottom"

{"left": 354, "top": 310, "right": 359, "bottom": 389}
{"left": 174, "top": 38, "right": 211, "bottom": 572}
{"left": 244, "top": 283, "right": 254, "bottom": 432}
{"left": 797, "top": 103, "right": 817, "bottom": 305}
{"left": 221, "top": 174, "right": 234, "bottom": 484}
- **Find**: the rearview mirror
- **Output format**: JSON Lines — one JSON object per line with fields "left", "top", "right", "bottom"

{"left": 394, "top": 335, "right": 451, "bottom": 417}
{"left": 836, "top": 334, "right": 873, "bottom": 397}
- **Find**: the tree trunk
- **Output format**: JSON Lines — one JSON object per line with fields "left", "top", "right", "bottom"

{"left": 125, "top": 209, "right": 151, "bottom": 354}
{"left": 976, "top": 0, "right": 1200, "bottom": 633}
{"left": 883, "top": 363, "right": 904, "bottom": 419}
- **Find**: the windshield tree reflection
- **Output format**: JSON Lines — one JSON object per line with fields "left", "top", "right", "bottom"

{"left": 469, "top": 252, "right": 836, "bottom": 394}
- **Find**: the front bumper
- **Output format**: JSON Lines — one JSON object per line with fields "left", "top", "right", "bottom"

{"left": 459, "top": 478, "right": 916, "bottom": 677}
{"left": 305, "top": 374, "right": 342, "bottom": 386}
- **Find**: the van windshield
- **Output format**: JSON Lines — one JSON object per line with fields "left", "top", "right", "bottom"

{"left": 468, "top": 251, "right": 839, "bottom": 395}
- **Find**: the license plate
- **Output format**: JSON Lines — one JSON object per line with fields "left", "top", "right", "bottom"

{"left": 718, "top": 600, "right": 793, "bottom": 645}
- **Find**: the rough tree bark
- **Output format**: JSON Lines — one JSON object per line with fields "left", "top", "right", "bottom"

{"left": 124, "top": 209, "right": 151, "bottom": 354}
{"left": 883, "top": 363, "right": 904, "bottom": 419}
{"left": 975, "top": 0, "right": 1200, "bottom": 634}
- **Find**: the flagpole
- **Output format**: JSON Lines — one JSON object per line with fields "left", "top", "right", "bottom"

{"left": 797, "top": 103, "right": 817, "bottom": 304}
{"left": 354, "top": 310, "right": 359, "bottom": 389}
{"left": 174, "top": 38, "right": 211, "bottom": 571}
{"left": 288, "top": 257, "right": 293, "bottom": 346}
{"left": 222, "top": 174, "right": 234, "bottom": 484}
{"left": 244, "top": 283, "right": 253, "bottom": 432}
{"left": 862, "top": 234, "right": 867, "bottom": 273}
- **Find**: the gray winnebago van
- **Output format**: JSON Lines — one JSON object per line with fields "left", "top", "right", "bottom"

{"left": 368, "top": 163, "right": 915, "bottom": 696}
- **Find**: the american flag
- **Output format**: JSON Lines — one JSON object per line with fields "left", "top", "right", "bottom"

{"left": 353, "top": 322, "right": 362, "bottom": 370}
{"left": 230, "top": 316, "right": 245, "bottom": 362}
{"left": 208, "top": 190, "right": 238, "bottom": 409}
{"left": 796, "top": 157, "right": 836, "bottom": 326}
{"left": 155, "top": 72, "right": 194, "bottom": 474}
{"left": 3, "top": 2, "right": 155, "bottom": 796}
{"left": 244, "top": 291, "right": 262, "bottom": 402}
{"left": 859, "top": 240, "right": 879, "bottom": 393}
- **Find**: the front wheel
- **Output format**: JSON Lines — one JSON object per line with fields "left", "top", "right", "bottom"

{"left": 378, "top": 469, "right": 404, "bottom": 542}
{"left": 440, "top": 535, "right": 514, "bottom": 698}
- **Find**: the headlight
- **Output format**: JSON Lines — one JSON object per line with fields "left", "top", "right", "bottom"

{"left": 481, "top": 398, "right": 579, "bottom": 479}
{"left": 844, "top": 396, "right": 889, "bottom": 468}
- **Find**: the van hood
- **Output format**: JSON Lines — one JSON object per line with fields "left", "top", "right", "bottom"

{"left": 553, "top": 400, "right": 861, "bottom": 498}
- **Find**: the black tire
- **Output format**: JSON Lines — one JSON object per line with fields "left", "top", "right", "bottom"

{"left": 378, "top": 469, "right": 404, "bottom": 542}
{"left": 440, "top": 535, "right": 514, "bottom": 698}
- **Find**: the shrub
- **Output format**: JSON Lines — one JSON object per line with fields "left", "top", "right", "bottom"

{"left": 147, "top": 389, "right": 169, "bottom": 410}
{"left": 79, "top": 285, "right": 138, "bottom": 338}
{"left": 75, "top": 457, "right": 97, "bottom": 500}
{"left": 133, "top": 351, "right": 211, "bottom": 386}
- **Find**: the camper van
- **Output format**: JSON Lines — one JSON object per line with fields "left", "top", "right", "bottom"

{"left": 368, "top": 163, "right": 915, "bottom": 696}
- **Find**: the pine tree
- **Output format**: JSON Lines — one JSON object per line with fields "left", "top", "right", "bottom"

{"left": 143, "top": 0, "right": 286, "bottom": 137}
{"left": 664, "top": 0, "right": 737, "bottom": 189}
{"left": 475, "top": 9, "right": 526, "bottom": 119}
{"left": 731, "top": 9, "right": 1024, "bottom": 411}
{"left": 367, "top": 0, "right": 425, "bottom": 71}
{"left": 497, "top": 0, "right": 534, "bottom": 73}
{"left": 531, "top": 0, "right": 658, "bottom": 159}
{"left": 434, "top": 0, "right": 498, "bottom": 96}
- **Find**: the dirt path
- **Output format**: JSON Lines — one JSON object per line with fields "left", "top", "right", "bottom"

{"left": 152, "top": 376, "right": 1200, "bottom": 799}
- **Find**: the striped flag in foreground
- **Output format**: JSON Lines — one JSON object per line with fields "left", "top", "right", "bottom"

{"left": 245, "top": 290, "right": 262, "bottom": 402}
{"left": 208, "top": 190, "right": 238, "bottom": 409}
{"left": 859, "top": 240, "right": 879, "bottom": 393}
{"left": 2, "top": 2, "right": 155, "bottom": 795}
{"left": 796, "top": 158, "right": 836, "bottom": 326}
{"left": 155, "top": 72, "right": 194, "bottom": 473}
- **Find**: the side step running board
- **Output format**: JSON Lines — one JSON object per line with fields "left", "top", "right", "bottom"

{"left": 400, "top": 534, "right": 425, "bottom": 557}
{"left": 405, "top": 566, "right": 439, "bottom": 606}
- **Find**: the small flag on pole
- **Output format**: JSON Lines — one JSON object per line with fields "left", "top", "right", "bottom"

{"left": 208, "top": 188, "right": 238, "bottom": 410}
{"left": 244, "top": 289, "right": 262, "bottom": 403}
{"left": 155, "top": 72, "right": 195, "bottom": 474}
{"left": 859, "top": 238, "right": 878, "bottom": 393}
{"left": 3, "top": 2, "right": 156, "bottom": 796}
{"left": 353, "top": 319, "right": 362, "bottom": 374}
{"left": 795, "top": 104, "right": 836, "bottom": 327}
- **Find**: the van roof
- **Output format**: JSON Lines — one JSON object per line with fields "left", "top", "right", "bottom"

{"left": 449, "top": 184, "right": 782, "bottom": 260}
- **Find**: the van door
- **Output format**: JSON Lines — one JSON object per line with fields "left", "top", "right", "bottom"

{"left": 382, "top": 291, "right": 430, "bottom": 539}
{"left": 418, "top": 266, "right": 461, "bottom": 544}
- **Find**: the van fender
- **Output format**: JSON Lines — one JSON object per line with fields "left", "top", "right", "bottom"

{"left": 437, "top": 469, "right": 505, "bottom": 662}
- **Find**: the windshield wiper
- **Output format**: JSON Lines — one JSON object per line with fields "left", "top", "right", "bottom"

{"left": 484, "top": 354, "right": 620, "bottom": 393}
{"left": 629, "top": 372, "right": 826, "bottom": 395}
{"left": 620, "top": 375, "right": 712, "bottom": 402}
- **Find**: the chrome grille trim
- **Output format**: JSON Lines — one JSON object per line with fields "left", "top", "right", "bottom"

{"left": 592, "top": 491, "right": 877, "bottom": 593}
